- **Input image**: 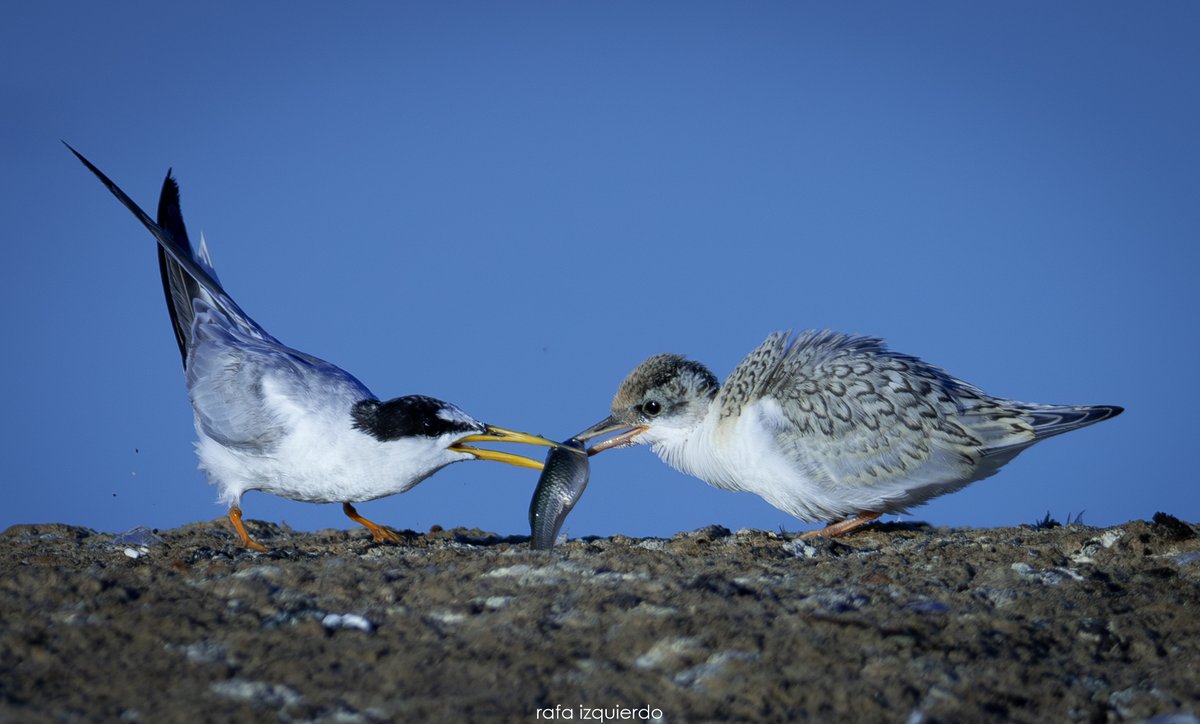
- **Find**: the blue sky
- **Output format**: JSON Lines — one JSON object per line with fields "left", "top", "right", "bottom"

{"left": 2, "top": 3, "right": 1196, "bottom": 539}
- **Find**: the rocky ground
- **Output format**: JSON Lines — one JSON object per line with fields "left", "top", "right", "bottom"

{"left": 1, "top": 514, "right": 1198, "bottom": 723}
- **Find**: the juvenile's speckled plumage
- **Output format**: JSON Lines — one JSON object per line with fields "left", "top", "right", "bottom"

{"left": 582, "top": 330, "right": 1122, "bottom": 537}
{"left": 68, "top": 144, "right": 557, "bottom": 550}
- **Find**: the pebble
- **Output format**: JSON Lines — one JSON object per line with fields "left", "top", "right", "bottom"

{"left": 321, "top": 613, "right": 373, "bottom": 632}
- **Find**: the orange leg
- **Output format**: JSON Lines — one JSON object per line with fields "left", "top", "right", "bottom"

{"left": 343, "top": 502, "right": 402, "bottom": 544}
{"left": 228, "top": 506, "right": 268, "bottom": 552}
{"left": 801, "top": 511, "right": 882, "bottom": 539}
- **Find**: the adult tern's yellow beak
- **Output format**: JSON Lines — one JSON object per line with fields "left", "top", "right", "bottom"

{"left": 450, "top": 425, "right": 561, "bottom": 470}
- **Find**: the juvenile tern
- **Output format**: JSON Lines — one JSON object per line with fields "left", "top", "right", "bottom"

{"left": 579, "top": 330, "right": 1122, "bottom": 538}
{"left": 68, "top": 144, "right": 557, "bottom": 550}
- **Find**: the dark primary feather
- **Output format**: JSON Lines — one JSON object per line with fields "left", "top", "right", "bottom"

{"left": 64, "top": 142, "right": 268, "bottom": 348}
{"left": 155, "top": 171, "right": 202, "bottom": 366}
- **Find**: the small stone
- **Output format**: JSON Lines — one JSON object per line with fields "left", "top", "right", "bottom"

{"left": 321, "top": 613, "right": 373, "bottom": 632}
{"left": 209, "top": 678, "right": 302, "bottom": 708}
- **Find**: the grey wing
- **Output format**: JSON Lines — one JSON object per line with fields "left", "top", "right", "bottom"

{"left": 714, "top": 331, "right": 791, "bottom": 421}
{"left": 185, "top": 305, "right": 371, "bottom": 450}
{"left": 743, "top": 331, "right": 1033, "bottom": 491}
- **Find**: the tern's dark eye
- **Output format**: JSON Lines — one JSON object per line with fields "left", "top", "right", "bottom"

{"left": 642, "top": 400, "right": 662, "bottom": 416}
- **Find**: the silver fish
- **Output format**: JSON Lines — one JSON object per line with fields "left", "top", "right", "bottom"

{"left": 529, "top": 438, "right": 590, "bottom": 550}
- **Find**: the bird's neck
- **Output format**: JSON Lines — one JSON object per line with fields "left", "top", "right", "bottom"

{"left": 646, "top": 421, "right": 708, "bottom": 476}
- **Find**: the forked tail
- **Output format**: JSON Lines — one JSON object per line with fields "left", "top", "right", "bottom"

{"left": 66, "top": 142, "right": 267, "bottom": 365}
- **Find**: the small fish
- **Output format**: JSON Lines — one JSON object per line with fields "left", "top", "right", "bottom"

{"left": 529, "top": 438, "right": 590, "bottom": 550}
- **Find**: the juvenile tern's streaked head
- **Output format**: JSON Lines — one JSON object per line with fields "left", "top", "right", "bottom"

{"left": 582, "top": 331, "right": 1123, "bottom": 539}
{"left": 578, "top": 354, "right": 717, "bottom": 454}
{"left": 68, "top": 143, "right": 557, "bottom": 551}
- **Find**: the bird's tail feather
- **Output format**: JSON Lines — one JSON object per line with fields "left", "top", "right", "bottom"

{"left": 196, "top": 233, "right": 220, "bottom": 282}
{"left": 1022, "top": 403, "right": 1124, "bottom": 441}
{"left": 155, "top": 171, "right": 206, "bottom": 365}
{"left": 65, "top": 142, "right": 270, "bottom": 363}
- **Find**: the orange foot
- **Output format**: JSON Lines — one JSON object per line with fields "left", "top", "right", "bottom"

{"left": 343, "top": 502, "right": 402, "bottom": 544}
{"left": 228, "top": 506, "right": 268, "bottom": 552}
{"left": 801, "top": 511, "right": 882, "bottom": 539}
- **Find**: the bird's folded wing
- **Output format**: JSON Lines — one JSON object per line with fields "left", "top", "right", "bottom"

{"left": 184, "top": 305, "right": 371, "bottom": 450}
{"left": 735, "top": 330, "right": 1003, "bottom": 489}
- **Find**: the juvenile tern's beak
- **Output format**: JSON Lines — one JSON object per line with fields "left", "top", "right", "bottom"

{"left": 450, "top": 425, "right": 560, "bottom": 470}
{"left": 574, "top": 415, "right": 648, "bottom": 456}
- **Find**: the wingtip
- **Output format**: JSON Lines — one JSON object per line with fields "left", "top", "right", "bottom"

{"left": 159, "top": 167, "right": 182, "bottom": 205}
{"left": 156, "top": 165, "right": 191, "bottom": 251}
{"left": 62, "top": 140, "right": 93, "bottom": 169}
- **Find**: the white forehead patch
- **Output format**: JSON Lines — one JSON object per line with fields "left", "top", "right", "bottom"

{"left": 437, "top": 405, "right": 475, "bottom": 426}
